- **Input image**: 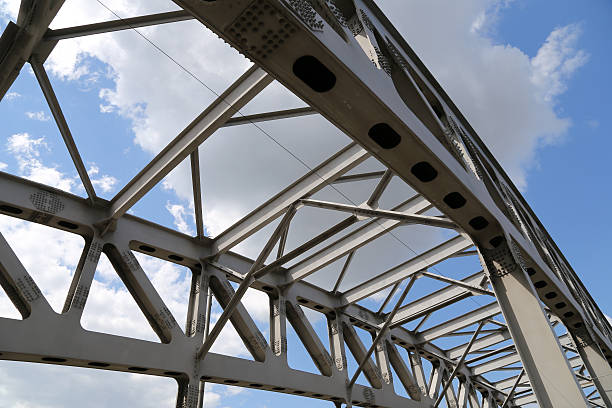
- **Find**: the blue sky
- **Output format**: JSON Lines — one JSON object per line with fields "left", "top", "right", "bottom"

{"left": 0, "top": 0, "right": 610, "bottom": 407}
{"left": 494, "top": 0, "right": 612, "bottom": 317}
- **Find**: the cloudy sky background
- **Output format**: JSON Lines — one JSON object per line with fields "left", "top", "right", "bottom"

{"left": 0, "top": 0, "right": 610, "bottom": 406}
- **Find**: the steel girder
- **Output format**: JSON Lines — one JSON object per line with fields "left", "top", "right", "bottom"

{"left": 0, "top": 0, "right": 611, "bottom": 407}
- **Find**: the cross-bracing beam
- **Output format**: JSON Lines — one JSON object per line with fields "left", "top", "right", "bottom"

{"left": 348, "top": 275, "right": 417, "bottom": 389}
{"left": 43, "top": 10, "right": 194, "bottom": 41}
{"left": 1, "top": 0, "right": 611, "bottom": 406}
{"left": 418, "top": 302, "right": 501, "bottom": 342}
{"left": 108, "top": 65, "right": 272, "bottom": 225}
{"left": 213, "top": 142, "right": 368, "bottom": 254}
{"left": 344, "top": 235, "right": 473, "bottom": 304}
{"left": 0, "top": 0, "right": 66, "bottom": 99}
{"left": 391, "top": 271, "right": 488, "bottom": 327}
{"left": 419, "top": 271, "right": 493, "bottom": 297}
{"left": 333, "top": 171, "right": 386, "bottom": 185}
{"left": 0, "top": 172, "right": 518, "bottom": 407}
{"left": 500, "top": 369, "right": 524, "bottom": 408}
{"left": 367, "top": 169, "right": 394, "bottom": 208}
{"left": 287, "top": 195, "right": 432, "bottom": 283}
{"left": 299, "top": 198, "right": 457, "bottom": 229}
{"left": 30, "top": 59, "right": 97, "bottom": 204}
{"left": 433, "top": 321, "right": 486, "bottom": 408}
{"left": 222, "top": 106, "right": 318, "bottom": 127}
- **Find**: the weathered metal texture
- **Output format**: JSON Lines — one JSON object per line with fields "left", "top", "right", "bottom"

{"left": 0, "top": 1, "right": 610, "bottom": 407}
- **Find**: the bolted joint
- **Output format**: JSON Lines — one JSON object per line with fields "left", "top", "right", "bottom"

{"left": 479, "top": 235, "right": 526, "bottom": 279}
{"left": 571, "top": 326, "right": 596, "bottom": 348}
{"left": 93, "top": 217, "right": 117, "bottom": 236}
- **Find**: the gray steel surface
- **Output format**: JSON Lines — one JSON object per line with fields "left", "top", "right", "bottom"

{"left": 0, "top": 1, "right": 610, "bottom": 407}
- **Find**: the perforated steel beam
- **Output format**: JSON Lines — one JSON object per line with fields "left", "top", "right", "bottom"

{"left": 1, "top": 1, "right": 610, "bottom": 407}
{"left": 170, "top": 0, "right": 612, "bottom": 357}
{"left": 479, "top": 240, "right": 589, "bottom": 407}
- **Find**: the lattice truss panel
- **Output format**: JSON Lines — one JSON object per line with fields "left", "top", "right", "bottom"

{"left": 0, "top": 1, "right": 611, "bottom": 407}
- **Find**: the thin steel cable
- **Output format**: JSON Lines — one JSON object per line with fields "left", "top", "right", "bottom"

{"left": 94, "top": 0, "right": 490, "bottom": 328}
{"left": 88, "top": 8, "right": 500, "bottom": 368}
{"left": 87, "top": 3, "right": 597, "bottom": 406}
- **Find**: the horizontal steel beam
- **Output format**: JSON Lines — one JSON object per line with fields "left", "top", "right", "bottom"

{"left": 344, "top": 235, "right": 473, "bottom": 304}
{"left": 223, "top": 106, "right": 318, "bottom": 127}
{"left": 391, "top": 271, "right": 487, "bottom": 327}
{"left": 289, "top": 195, "right": 432, "bottom": 283}
{"left": 168, "top": 0, "right": 612, "bottom": 359}
{"left": 43, "top": 10, "right": 194, "bottom": 41}
{"left": 419, "top": 302, "right": 500, "bottom": 342}
{"left": 213, "top": 143, "right": 368, "bottom": 254}
{"left": 299, "top": 198, "right": 457, "bottom": 229}
{"left": 109, "top": 65, "right": 272, "bottom": 221}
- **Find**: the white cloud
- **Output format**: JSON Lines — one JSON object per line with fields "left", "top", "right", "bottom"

{"left": 0, "top": 0, "right": 17, "bottom": 14}
{"left": 0, "top": 0, "right": 593, "bottom": 406}
{"left": 6, "top": 132, "right": 46, "bottom": 156}
{"left": 0, "top": 360, "right": 176, "bottom": 408}
{"left": 88, "top": 165, "right": 118, "bottom": 193}
{"left": 99, "top": 103, "right": 114, "bottom": 113}
{"left": 242, "top": 288, "right": 270, "bottom": 324}
{"left": 377, "top": 1, "right": 587, "bottom": 190}
{"left": 6, "top": 133, "right": 76, "bottom": 192}
{"left": 203, "top": 386, "right": 221, "bottom": 407}
{"left": 531, "top": 23, "right": 589, "bottom": 102}
{"left": 4, "top": 91, "right": 20, "bottom": 100}
{"left": 91, "top": 173, "right": 118, "bottom": 193}
{"left": 165, "top": 202, "right": 193, "bottom": 235}
{"left": 25, "top": 111, "right": 51, "bottom": 121}
{"left": 221, "top": 384, "right": 246, "bottom": 396}
{"left": 0, "top": 161, "right": 7, "bottom": 171}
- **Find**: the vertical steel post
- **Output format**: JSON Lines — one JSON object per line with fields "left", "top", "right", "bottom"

{"left": 270, "top": 292, "right": 288, "bottom": 362}
{"left": 478, "top": 238, "right": 589, "bottom": 408}
{"left": 571, "top": 328, "right": 612, "bottom": 407}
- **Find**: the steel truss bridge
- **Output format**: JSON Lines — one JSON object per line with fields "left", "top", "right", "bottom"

{"left": 0, "top": 1, "right": 610, "bottom": 407}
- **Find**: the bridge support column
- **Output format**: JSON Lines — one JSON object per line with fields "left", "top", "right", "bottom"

{"left": 176, "top": 377, "right": 203, "bottom": 408}
{"left": 478, "top": 239, "right": 588, "bottom": 408}
{"left": 571, "top": 328, "right": 612, "bottom": 407}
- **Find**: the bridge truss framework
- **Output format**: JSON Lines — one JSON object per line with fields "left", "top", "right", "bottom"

{"left": 0, "top": 1, "right": 611, "bottom": 407}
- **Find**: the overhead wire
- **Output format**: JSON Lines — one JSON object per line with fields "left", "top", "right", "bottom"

{"left": 92, "top": 0, "right": 484, "bottom": 311}
{"left": 91, "top": 2, "right": 552, "bottom": 398}
{"left": 88, "top": 2, "right": 604, "bottom": 405}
